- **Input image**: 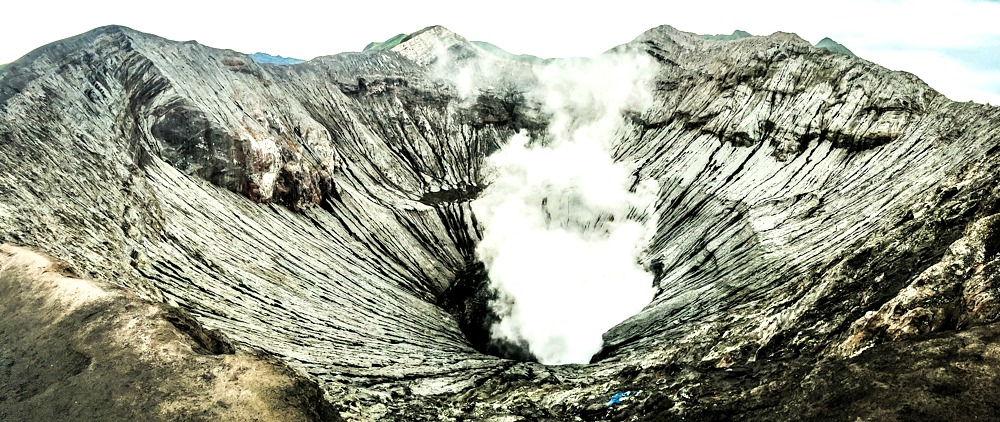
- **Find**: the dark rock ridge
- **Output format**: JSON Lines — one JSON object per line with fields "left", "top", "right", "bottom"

{"left": 2, "top": 23, "right": 1000, "bottom": 420}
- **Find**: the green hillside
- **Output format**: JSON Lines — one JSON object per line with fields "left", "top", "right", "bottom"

{"left": 816, "top": 37, "right": 856, "bottom": 57}
{"left": 363, "top": 33, "right": 409, "bottom": 51}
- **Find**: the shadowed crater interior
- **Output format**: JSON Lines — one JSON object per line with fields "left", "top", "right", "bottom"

{"left": 437, "top": 261, "right": 538, "bottom": 362}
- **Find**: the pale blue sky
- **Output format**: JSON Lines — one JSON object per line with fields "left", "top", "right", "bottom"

{"left": 2, "top": 0, "right": 998, "bottom": 104}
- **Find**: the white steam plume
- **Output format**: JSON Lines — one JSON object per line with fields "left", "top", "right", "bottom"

{"left": 472, "top": 52, "right": 660, "bottom": 365}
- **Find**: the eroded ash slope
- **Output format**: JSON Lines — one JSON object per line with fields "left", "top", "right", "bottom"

{"left": 2, "top": 24, "right": 1000, "bottom": 420}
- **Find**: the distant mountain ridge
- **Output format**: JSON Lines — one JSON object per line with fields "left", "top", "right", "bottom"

{"left": 249, "top": 52, "right": 305, "bottom": 65}
{"left": 364, "top": 30, "right": 545, "bottom": 63}
{"left": 698, "top": 30, "right": 856, "bottom": 58}
{"left": 816, "top": 36, "right": 856, "bottom": 56}
{"left": 700, "top": 29, "right": 753, "bottom": 41}
{"left": 363, "top": 33, "right": 409, "bottom": 51}
{"left": 363, "top": 28, "right": 853, "bottom": 64}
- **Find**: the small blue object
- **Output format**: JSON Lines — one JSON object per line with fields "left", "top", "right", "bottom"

{"left": 607, "top": 391, "right": 638, "bottom": 407}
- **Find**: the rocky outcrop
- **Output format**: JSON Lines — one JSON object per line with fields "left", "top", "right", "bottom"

{"left": 2, "top": 23, "right": 1000, "bottom": 420}
{"left": 838, "top": 208, "right": 1000, "bottom": 356}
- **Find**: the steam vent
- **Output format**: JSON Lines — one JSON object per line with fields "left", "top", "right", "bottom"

{"left": 3, "top": 24, "right": 1000, "bottom": 421}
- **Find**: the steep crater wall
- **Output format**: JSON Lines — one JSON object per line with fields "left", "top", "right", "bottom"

{"left": 2, "top": 24, "right": 1000, "bottom": 420}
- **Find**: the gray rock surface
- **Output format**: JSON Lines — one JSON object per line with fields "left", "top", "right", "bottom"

{"left": 2, "top": 23, "right": 1000, "bottom": 420}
